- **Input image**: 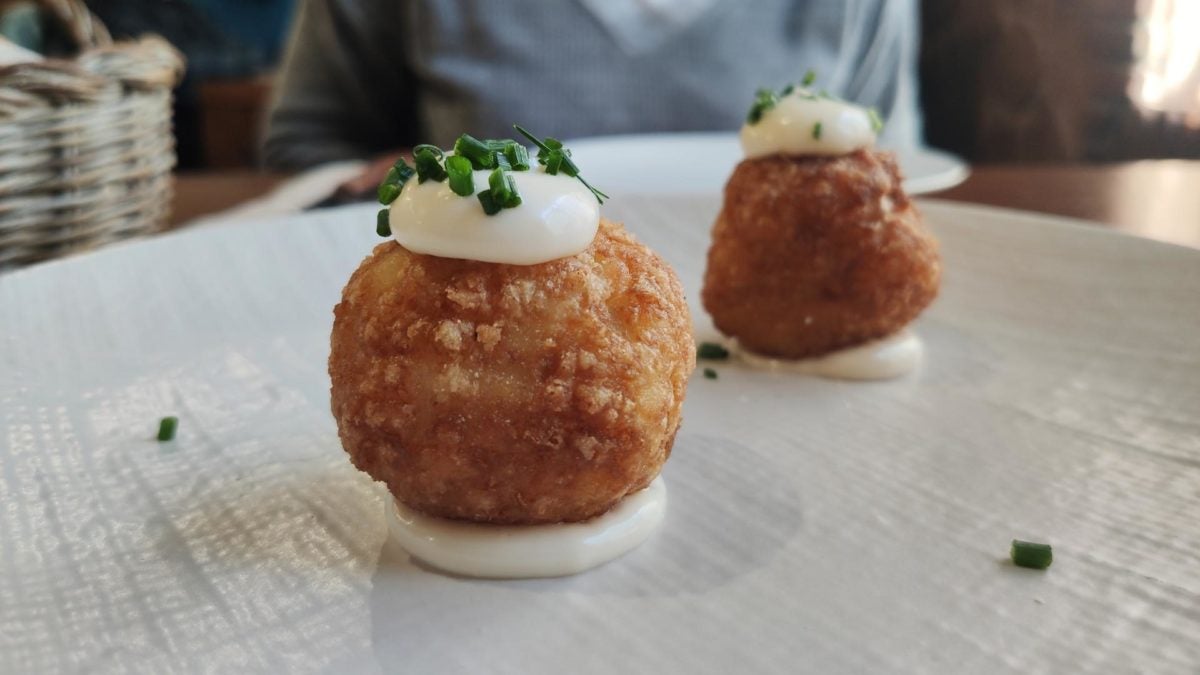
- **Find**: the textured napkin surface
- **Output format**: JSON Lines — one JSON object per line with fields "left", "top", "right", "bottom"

{"left": 2, "top": 199, "right": 1200, "bottom": 673}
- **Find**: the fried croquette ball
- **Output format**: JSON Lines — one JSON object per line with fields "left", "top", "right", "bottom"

{"left": 701, "top": 149, "right": 940, "bottom": 359}
{"left": 330, "top": 218, "right": 695, "bottom": 525}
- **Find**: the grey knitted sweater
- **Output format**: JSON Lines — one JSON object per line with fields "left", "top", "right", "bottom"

{"left": 263, "top": 0, "right": 921, "bottom": 169}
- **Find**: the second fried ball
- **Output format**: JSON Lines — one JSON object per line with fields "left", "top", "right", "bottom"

{"left": 702, "top": 149, "right": 940, "bottom": 359}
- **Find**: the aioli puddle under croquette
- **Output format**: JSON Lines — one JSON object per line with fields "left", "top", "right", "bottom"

{"left": 702, "top": 149, "right": 940, "bottom": 359}
{"left": 330, "top": 218, "right": 694, "bottom": 525}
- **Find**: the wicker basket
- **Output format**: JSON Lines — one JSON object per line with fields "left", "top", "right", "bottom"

{"left": 0, "top": 0, "right": 184, "bottom": 270}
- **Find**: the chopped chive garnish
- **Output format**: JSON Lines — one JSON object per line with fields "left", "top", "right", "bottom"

{"left": 501, "top": 174, "right": 521, "bottom": 208}
{"left": 557, "top": 154, "right": 581, "bottom": 178}
{"left": 376, "top": 208, "right": 391, "bottom": 237}
{"left": 377, "top": 182, "right": 401, "bottom": 204}
{"left": 576, "top": 175, "right": 608, "bottom": 202}
{"left": 746, "top": 87, "right": 779, "bottom": 124}
{"left": 868, "top": 108, "right": 884, "bottom": 133}
{"left": 376, "top": 158, "right": 414, "bottom": 205}
{"left": 744, "top": 74, "right": 881, "bottom": 139}
{"left": 487, "top": 168, "right": 505, "bottom": 194}
{"left": 477, "top": 189, "right": 501, "bottom": 215}
{"left": 393, "top": 157, "right": 416, "bottom": 181}
{"left": 412, "top": 144, "right": 444, "bottom": 160}
{"left": 481, "top": 168, "right": 522, "bottom": 212}
{"left": 453, "top": 134, "right": 496, "bottom": 170}
{"left": 414, "top": 146, "right": 447, "bottom": 183}
{"left": 156, "top": 416, "right": 178, "bottom": 441}
{"left": 488, "top": 168, "right": 511, "bottom": 202}
{"left": 370, "top": 126, "right": 604, "bottom": 227}
{"left": 512, "top": 124, "right": 608, "bottom": 204}
{"left": 445, "top": 155, "right": 475, "bottom": 196}
{"left": 697, "top": 342, "right": 730, "bottom": 360}
{"left": 505, "top": 143, "right": 530, "bottom": 170}
{"left": 514, "top": 125, "right": 548, "bottom": 150}
{"left": 1011, "top": 540, "right": 1053, "bottom": 569}
{"left": 703, "top": 368, "right": 718, "bottom": 380}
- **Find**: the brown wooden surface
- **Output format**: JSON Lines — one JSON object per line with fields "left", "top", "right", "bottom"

{"left": 171, "top": 162, "right": 1200, "bottom": 249}
{"left": 929, "top": 161, "right": 1200, "bottom": 249}
{"left": 171, "top": 171, "right": 286, "bottom": 225}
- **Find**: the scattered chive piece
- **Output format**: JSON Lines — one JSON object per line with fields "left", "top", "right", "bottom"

{"left": 557, "top": 153, "right": 581, "bottom": 178}
{"left": 512, "top": 124, "right": 608, "bottom": 203}
{"left": 801, "top": 69, "right": 816, "bottom": 86}
{"left": 746, "top": 87, "right": 779, "bottom": 124}
{"left": 703, "top": 368, "right": 718, "bottom": 380}
{"left": 484, "top": 139, "right": 513, "bottom": 155}
{"left": 868, "top": 108, "right": 884, "bottom": 133}
{"left": 376, "top": 208, "right": 391, "bottom": 237}
{"left": 488, "top": 168, "right": 505, "bottom": 194}
{"left": 576, "top": 175, "right": 607, "bottom": 202}
{"left": 453, "top": 134, "right": 496, "bottom": 170}
{"left": 412, "top": 143, "right": 444, "bottom": 160}
{"left": 504, "top": 143, "right": 530, "bottom": 170}
{"left": 376, "top": 182, "right": 401, "bottom": 204}
{"left": 156, "top": 416, "right": 178, "bottom": 442}
{"left": 393, "top": 157, "right": 416, "bottom": 181}
{"left": 414, "top": 147, "right": 447, "bottom": 183}
{"left": 488, "top": 167, "right": 522, "bottom": 209}
{"left": 477, "top": 189, "right": 501, "bottom": 215}
{"left": 812, "top": 122, "right": 823, "bottom": 140}
{"left": 780, "top": 83, "right": 795, "bottom": 96}
{"left": 445, "top": 155, "right": 475, "bottom": 196}
{"left": 376, "top": 158, "right": 415, "bottom": 205}
{"left": 500, "top": 173, "right": 521, "bottom": 208}
{"left": 697, "top": 342, "right": 731, "bottom": 360}
{"left": 1011, "top": 540, "right": 1053, "bottom": 569}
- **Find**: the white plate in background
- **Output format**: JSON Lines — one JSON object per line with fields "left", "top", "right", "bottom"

{"left": 2, "top": 198, "right": 1198, "bottom": 673}
{"left": 183, "top": 134, "right": 966, "bottom": 228}
{"left": 565, "top": 131, "right": 969, "bottom": 195}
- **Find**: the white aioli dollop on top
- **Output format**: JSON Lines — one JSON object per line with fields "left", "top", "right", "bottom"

{"left": 740, "top": 90, "right": 877, "bottom": 159}
{"left": 390, "top": 168, "right": 600, "bottom": 265}
{"left": 389, "top": 477, "right": 667, "bottom": 579}
{"left": 737, "top": 330, "right": 922, "bottom": 380}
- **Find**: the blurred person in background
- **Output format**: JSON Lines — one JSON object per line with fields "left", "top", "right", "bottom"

{"left": 263, "top": 0, "right": 922, "bottom": 194}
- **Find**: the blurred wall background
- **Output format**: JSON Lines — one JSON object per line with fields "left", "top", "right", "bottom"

{"left": 921, "top": 0, "right": 1200, "bottom": 161}
{"left": 2, "top": 0, "right": 1198, "bottom": 168}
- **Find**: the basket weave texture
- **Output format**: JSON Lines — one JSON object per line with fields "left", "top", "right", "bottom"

{"left": 0, "top": 0, "right": 184, "bottom": 270}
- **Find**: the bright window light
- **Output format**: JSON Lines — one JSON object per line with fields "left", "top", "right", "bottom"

{"left": 1131, "top": 0, "right": 1200, "bottom": 127}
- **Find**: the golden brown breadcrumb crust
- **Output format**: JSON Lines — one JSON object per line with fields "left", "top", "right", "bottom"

{"left": 330, "top": 218, "right": 695, "bottom": 524}
{"left": 702, "top": 150, "right": 940, "bottom": 358}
